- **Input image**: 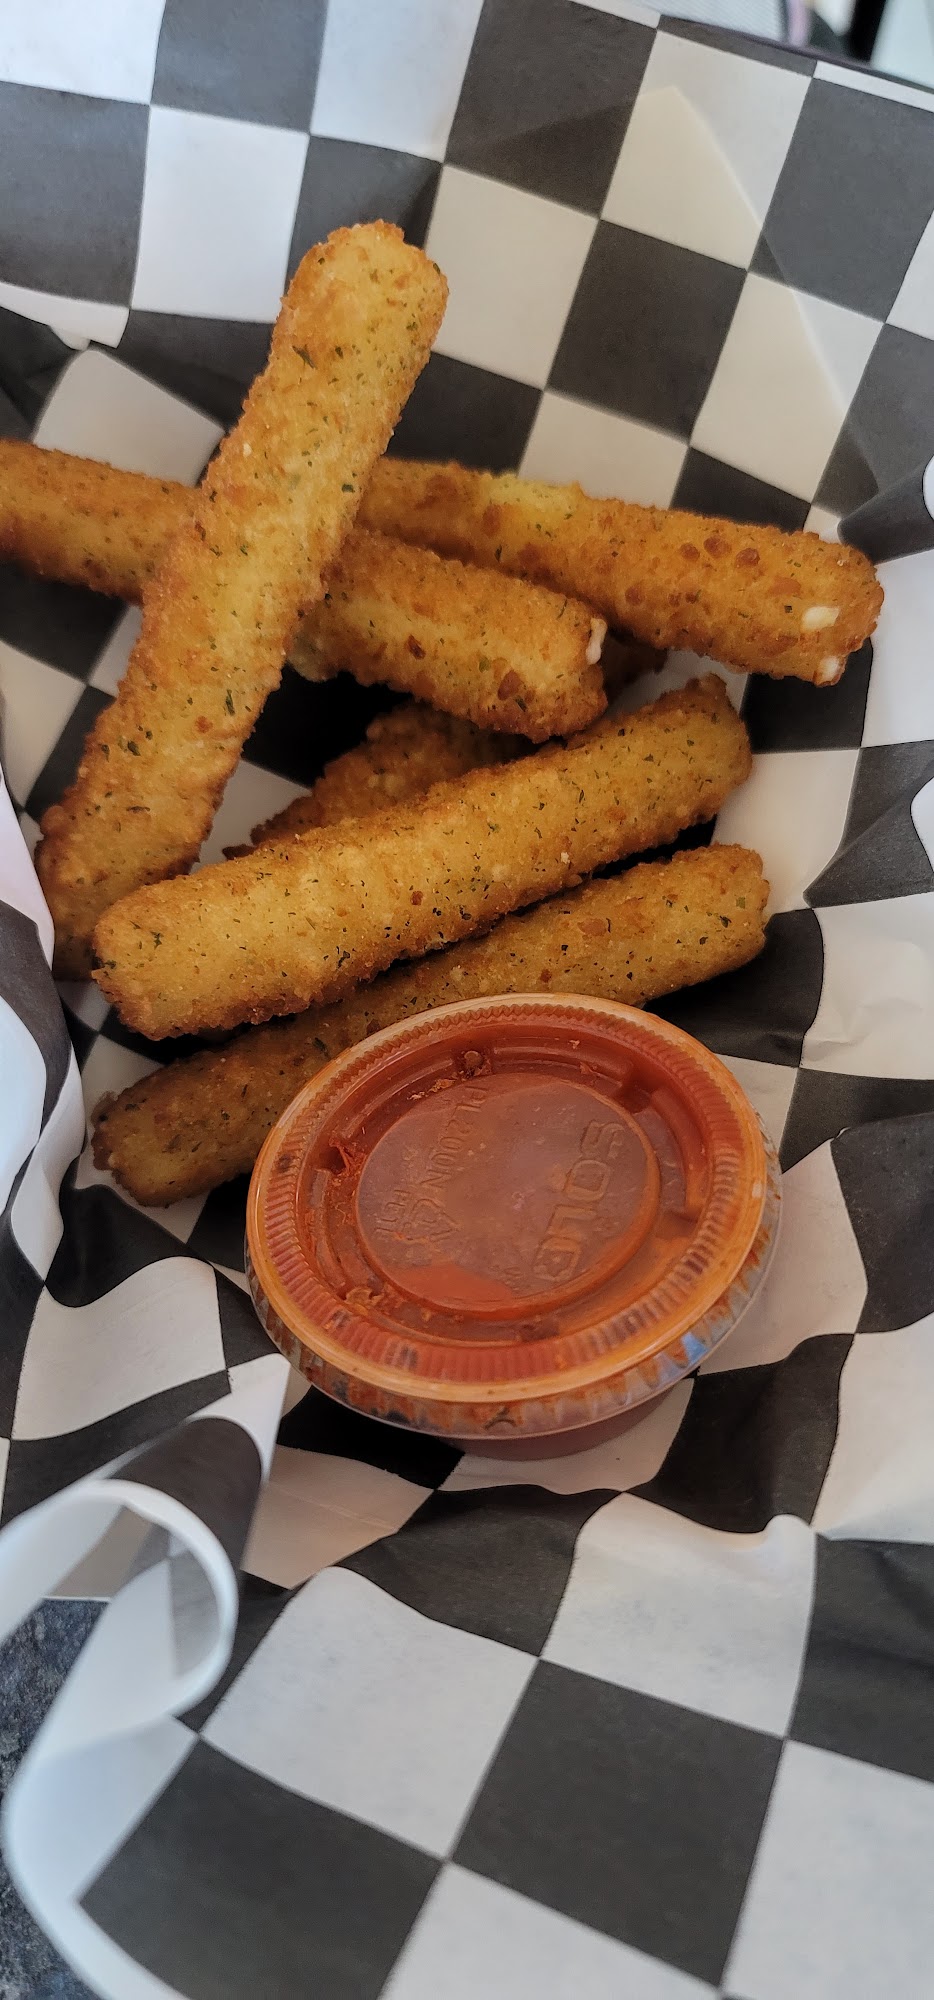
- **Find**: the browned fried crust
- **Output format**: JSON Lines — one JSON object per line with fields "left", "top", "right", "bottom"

{"left": 0, "top": 441, "right": 606, "bottom": 739}
{"left": 0, "top": 443, "right": 182, "bottom": 598}
{"left": 92, "top": 845, "right": 768, "bottom": 1205}
{"left": 360, "top": 459, "right": 883, "bottom": 685}
{"left": 248, "top": 703, "right": 522, "bottom": 847}
{"left": 33, "top": 225, "right": 447, "bottom": 976}
{"left": 92, "top": 675, "right": 751, "bottom": 1039}
{"left": 290, "top": 528, "right": 605, "bottom": 739}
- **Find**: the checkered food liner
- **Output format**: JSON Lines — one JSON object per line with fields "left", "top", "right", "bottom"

{"left": 3, "top": 6, "right": 934, "bottom": 1997}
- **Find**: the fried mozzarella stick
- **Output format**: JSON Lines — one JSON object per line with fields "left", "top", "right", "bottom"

{"left": 93, "top": 845, "right": 767, "bottom": 1205}
{"left": 246, "top": 703, "right": 521, "bottom": 849}
{"left": 290, "top": 530, "right": 605, "bottom": 738}
{"left": 0, "top": 439, "right": 181, "bottom": 600}
{"left": 93, "top": 675, "right": 750, "bottom": 1039}
{"left": 360, "top": 459, "right": 883, "bottom": 686}
{"left": 34, "top": 225, "right": 447, "bottom": 976}
{"left": 0, "top": 441, "right": 606, "bottom": 740}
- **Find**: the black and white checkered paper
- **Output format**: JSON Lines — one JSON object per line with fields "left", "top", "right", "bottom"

{"left": 3, "top": 4, "right": 934, "bottom": 1996}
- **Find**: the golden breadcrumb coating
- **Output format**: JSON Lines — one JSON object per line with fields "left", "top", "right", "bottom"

{"left": 92, "top": 844, "right": 768, "bottom": 1204}
{"left": 0, "top": 439, "right": 179, "bottom": 598}
{"left": 34, "top": 225, "right": 447, "bottom": 975}
{"left": 0, "top": 441, "right": 605, "bottom": 739}
{"left": 289, "top": 527, "right": 605, "bottom": 738}
{"left": 246, "top": 703, "right": 522, "bottom": 848}
{"left": 92, "top": 675, "right": 751, "bottom": 1039}
{"left": 360, "top": 458, "right": 882, "bottom": 685}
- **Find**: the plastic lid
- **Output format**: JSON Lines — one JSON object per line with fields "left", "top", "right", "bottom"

{"left": 246, "top": 995, "right": 780, "bottom": 1444}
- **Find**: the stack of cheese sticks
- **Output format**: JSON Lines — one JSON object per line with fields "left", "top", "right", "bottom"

{"left": 0, "top": 221, "right": 882, "bottom": 1204}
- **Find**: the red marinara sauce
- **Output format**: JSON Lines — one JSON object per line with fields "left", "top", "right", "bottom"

{"left": 246, "top": 995, "right": 780, "bottom": 1453}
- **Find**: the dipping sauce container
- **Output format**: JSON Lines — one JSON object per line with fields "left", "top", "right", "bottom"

{"left": 246, "top": 995, "right": 780, "bottom": 1452}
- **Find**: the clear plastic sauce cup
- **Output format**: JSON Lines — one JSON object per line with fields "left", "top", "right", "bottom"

{"left": 246, "top": 995, "right": 781, "bottom": 1453}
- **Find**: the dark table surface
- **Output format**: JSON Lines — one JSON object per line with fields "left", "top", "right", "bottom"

{"left": 1, "top": 1603, "right": 99, "bottom": 2000}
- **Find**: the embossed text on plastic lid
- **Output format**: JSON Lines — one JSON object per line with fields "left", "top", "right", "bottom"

{"left": 246, "top": 995, "right": 780, "bottom": 1446}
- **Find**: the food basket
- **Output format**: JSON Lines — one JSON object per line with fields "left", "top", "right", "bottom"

{"left": 2, "top": 7, "right": 934, "bottom": 1995}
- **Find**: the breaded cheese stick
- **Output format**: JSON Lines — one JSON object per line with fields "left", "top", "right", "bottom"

{"left": 290, "top": 529, "right": 604, "bottom": 738}
{"left": 246, "top": 703, "right": 521, "bottom": 849}
{"left": 92, "top": 675, "right": 751, "bottom": 1039}
{"left": 360, "top": 459, "right": 883, "bottom": 686}
{"left": 34, "top": 225, "right": 447, "bottom": 976}
{"left": 0, "top": 441, "right": 181, "bottom": 599}
{"left": 0, "top": 441, "right": 606, "bottom": 739}
{"left": 92, "top": 844, "right": 768, "bottom": 1205}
